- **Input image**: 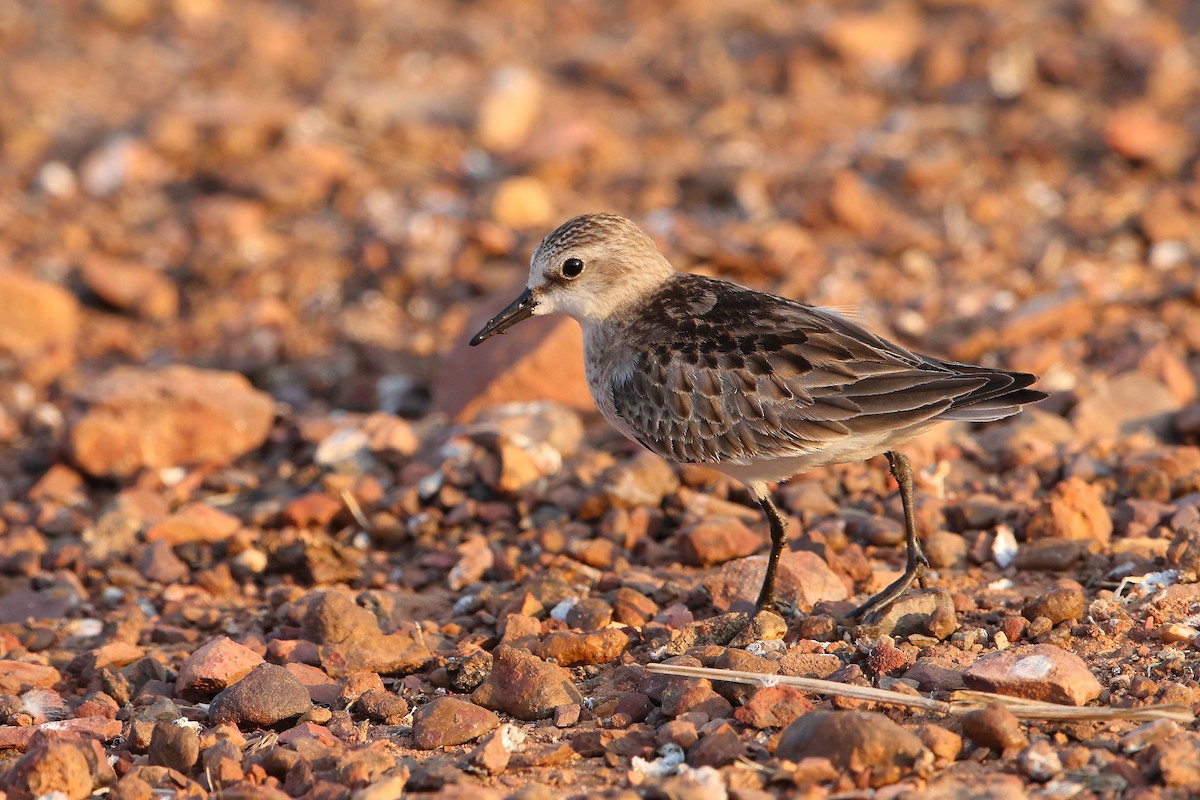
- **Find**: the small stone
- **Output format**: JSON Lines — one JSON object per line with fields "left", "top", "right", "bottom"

{"left": 565, "top": 597, "right": 613, "bottom": 631}
{"left": 659, "top": 679, "right": 733, "bottom": 720}
{"left": 447, "top": 651, "right": 494, "bottom": 693}
{"left": 146, "top": 503, "right": 241, "bottom": 545}
{"left": 412, "top": 696, "right": 499, "bottom": 750}
{"left": 536, "top": 628, "right": 630, "bottom": 667}
{"left": 175, "top": 637, "right": 264, "bottom": 699}
{"left": 432, "top": 290, "right": 591, "bottom": 422}
{"left": 611, "top": 588, "right": 658, "bottom": 627}
{"left": 80, "top": 255, "right": 178, "bottom": 320}
{"left": 854, "top": 588, "right": 958, "bottom": 641}
{"left": 285, "top": 662, "right": 338, "bottom": 706}
{"left": 0, "top": 272, "right": 79, "bottom": 386}
{"left": 5, "top": 738, "right": 102, "bottom": 800}
{"left": 734, "top": 685, "right": 815, "bottom": 729}
{"left": 137, "top": 540, "right": 189, "bottom": 584}
{"left": 467, "top": 723, "right": 526, "bottom": 776}
{"left": 207, "top": 663, "right": 312, "bottom": 729}
{"left": 964, "top": 644, "right": 1102, "bottom": 706}
{"left": 1071, "top": 372, "right": 1178, "bottom": 441}
{"left": 356, "top": 689, "right": 409, "bottom": 725}
{"left": 962, "top": 704, "right": 1028, "bottom": 752}
{"left": 1158, "top": 623, "right": 1199, "bottom": 644}
{"left": 704, "top": 550, "right": 847, "bottom": 613}
{"left": 1015, "top": 539, "right": 1087, "bottom": 571}
{"left": 728, "top": 610, "right": 787, "bottom": 648}
{"left": 677, "top": 516, "right": 764, "bottom": 566}
{"left": 775, "top": 710, "right": 925, "bottom": 788}
{"left": 472, "top": 645, "right": 583, "bottom": 721}
{"left": 600, "top": 451, "right": 680, "bottom": 510}
{"left": 1022, "top": 587, "right": 1085, "bottom": 625}
{"left": 1018, "top": 739, "right": 1062, "bottom": 781}
{"left": 657, "top": 719, "right": 699, "bottom": 750}
{"left": 70, "top": 365, "right": 276, "bottom": 478}
{"left": 1024, "top": 477, "right": 1112, "bottom": 545}
{"left": 553, "top": 703, "right": 581, "bottom": 728}
{"left": 924, "top": 531, "right": 967, "bottom": 569}
{"left": 148, "top": 721, "right": 200, "bottom": 773}
{"left": 902, "top": 658, "right": 965, "bottom": 692}
{"left": 0, "top": 660, "right": 62, "bottom": 695}
{"left": 1119, "top": 719, "right": 1179, "bottom": 753}
{"left": 1153, "top": 737, "right": 1200, "bottom": 790}
{"left": 492, "top": 177, "right": 554, "bottom": 228}
{"left": 477, "top": 66, "right": 543, "bottom": 152}
{"left": 918, "top": 724, "right": 962, "bottom": 763}
{"left": 687, "top": 722, "right": 744, "bottom": 768}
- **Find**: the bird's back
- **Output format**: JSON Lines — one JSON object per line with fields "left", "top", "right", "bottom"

{"left": 584, "top": 273, "right": 1045, "bottom": 470}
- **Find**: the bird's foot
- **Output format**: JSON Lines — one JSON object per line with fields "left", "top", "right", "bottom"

{"left": 849, "top": 555, "right": 930, "bottom": 621}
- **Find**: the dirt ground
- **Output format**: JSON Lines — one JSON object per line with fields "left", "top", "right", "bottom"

{"left": 1, "top": 1, "right": 1200, "bottom": 798}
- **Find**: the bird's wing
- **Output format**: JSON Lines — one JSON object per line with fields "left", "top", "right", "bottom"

{"left": 605, "top": 274, "right": 1003, "bottom": 465}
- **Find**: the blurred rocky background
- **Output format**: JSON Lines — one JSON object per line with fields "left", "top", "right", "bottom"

{"left": 0, "top": 1, "right": 1199, "bottom": 798}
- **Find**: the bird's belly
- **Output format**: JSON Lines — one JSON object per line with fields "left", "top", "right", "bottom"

{"left": 708, "top": 428, "right": 928, "bottom": 486}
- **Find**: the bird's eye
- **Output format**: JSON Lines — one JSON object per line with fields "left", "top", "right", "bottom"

{"left": 562, "top": 257, "right": 585, "bottom": 278}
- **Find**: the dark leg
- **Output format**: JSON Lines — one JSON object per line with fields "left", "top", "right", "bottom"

{"left": 851, "top": 450, "right": 930, "bottom": 619}
{"left": 754, "top": 494, "right": 789, "bottom": 614}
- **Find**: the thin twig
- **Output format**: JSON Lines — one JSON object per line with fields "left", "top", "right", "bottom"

{"left": 645, "top": 663, "right": 1194, "bottom": 724}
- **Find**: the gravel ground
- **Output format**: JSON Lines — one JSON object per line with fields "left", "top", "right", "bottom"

{"left": 1, "top": 1, "right": 1200, "bottom": 798}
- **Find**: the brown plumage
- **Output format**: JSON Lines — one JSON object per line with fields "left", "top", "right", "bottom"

{"left": 472, "top": 214, "right": 1047, "bottom": 621}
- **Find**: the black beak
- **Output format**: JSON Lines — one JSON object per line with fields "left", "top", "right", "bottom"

{"left": 469, "top": 288, "right": 537, "bottom": 346}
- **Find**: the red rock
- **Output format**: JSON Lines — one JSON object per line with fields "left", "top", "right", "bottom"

{"left": 677, "top": 515, "right": 764, "bottom": 567}
{"left": 207, "top": 663, "right": 312, "bottom": 728}
{"left": 687, "top": 722, "right": 743, "bottom": 768}
{"left": 477, "top": 66, "right": 543, "bottom": 152}
{"left": 355, "top": 688, "right": 409, "bottom": 725}
{"left": 412, "top": 696, "right": 499, "bottom": 749}
{"left": 734, "top": 685, "right": 815, "bottom": 729}
{"left": 964, "top": 644, "right": 1102, "bottom": 706}
{"left": 918, "top": 724, "right": 962, "bottom": 763}
{"left": 471, "top": 645, "right": 583, "bottom": 721}
{"left": 148, "top": 721, "right": 199, "bottom": 773}
{"left": 599, "top": 451, "right": 680, "bottom": 510}
{"left": 775, "top": 710, "right": 924, "bottom": 788}
{"left": 4, "top": 738, "right": 103, "bottom": 800}
{"left": 902, "top": 658, "right": 965, "bottom": 692}
{"left": 0, "top": 717, "right": 123, "bottom": 750}
{"left": 137, "top": 540, "right": 190, "bottom": 584}
{"left": 70, "top": 365, "right": 275, "bottom": 478}
{"left": 0, "top": 660, "right": 61, "bottom": 694}
{"left": 146, "top": 503, "right": 241, "bottom": 544}
{"left": 1022, "top": 587, "right": 1085, "bottom": 625}
{"left": 492, "top": 176, "right": 554, "bottom": 228}
{"left": 1024, "top": 477, "right": 1112, "bottom": 545}
{"left": 431, "top": 283, "right": 592, "bottom": 422}
{"left": 0, "top": 271, "right": 79, "bottom": 386}
{"left": 276, "top": 721, "right": 338, "bottom": 748}
{"left": 962, "top": 704, "right": 1028, "bottom": 752}
{"left": 659, "top": 679, "right": 733, "bottom": 719}
{"left": 467, "top": 723, "right": 524, "bottom": 775}
{"left": 821, "top": 8, "right": 922, "bottom": 68}
{"left": 285, "top": 662, "right": 339, "bottom": 706}
{"left": 80, "top": 255, "right": 179, "bottom": 320}
{"left": 1105, "top": 103, "right": 1187, "bottom": 166}
{"left": 282, "top": 493, "right": 343, "bottom": 528}
{"left": 175, "top": 637, "right": 264, "bottom": 699}
{"left": 535, "top": 629, "right": 630, "bottom": 667}
{"left": 1071, "top": 372, "right": 1178, "bottom": 441}
{"left": 854, "top": 589, "right": 958, "bottom": 641}
{"left": 337, "top": 670, "right": 386, "bottom": 705}
{"left": 704, "top": 549, "right": 848, "bottom": 612}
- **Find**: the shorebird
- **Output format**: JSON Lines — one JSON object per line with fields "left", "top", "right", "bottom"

{"left": 471, "top": 214, "right": 1045, "bottom": 619}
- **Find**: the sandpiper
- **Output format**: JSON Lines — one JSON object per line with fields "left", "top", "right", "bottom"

{"left": 471, "top": 214, "right": 1046, "bottom": 619}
